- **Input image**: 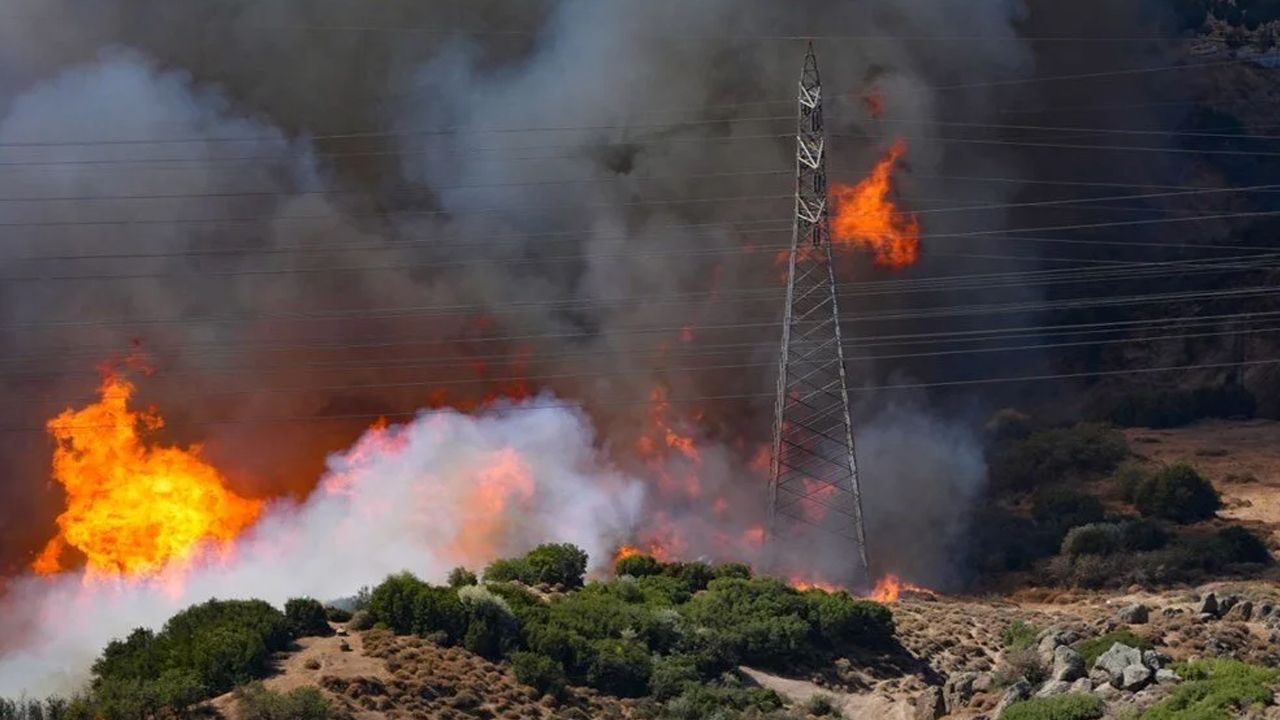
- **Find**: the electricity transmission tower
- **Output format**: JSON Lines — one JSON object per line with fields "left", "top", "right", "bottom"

{"left": 767, "top": 44, "right": 870, "bottom": 584}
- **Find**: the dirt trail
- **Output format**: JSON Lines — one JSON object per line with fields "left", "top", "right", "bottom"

{"left": 209, "top": 624, "right": 388, "bottom": 720}
{"left": 740, "top": 666, "right": 915, "bottom": 720}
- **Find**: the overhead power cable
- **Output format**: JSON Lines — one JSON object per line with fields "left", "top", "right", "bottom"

{"left": 7, "top": 357, "right": 1276, "bottom": 434}
{"left": 5, "top": 251, "right": 1277, "bottom": 332}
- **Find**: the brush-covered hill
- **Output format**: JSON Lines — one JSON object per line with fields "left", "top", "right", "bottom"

{"left": 6, "top": 418, "right": 1280, "bottom": 720}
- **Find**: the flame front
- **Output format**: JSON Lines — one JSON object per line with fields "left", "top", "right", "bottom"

{"left": 34, "top": 373, "right": 262, "bottom": 577}
{"left": 830, "top": 139, "right": 920, "bottom": 269}
{"left": 870, "top": 573, "right": 932, "bottom": 603}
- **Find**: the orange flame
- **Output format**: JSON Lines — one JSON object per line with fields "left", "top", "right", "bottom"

{"left": 613, "top": 542, "right": 671, "bottom": 566}
{"left": 790, "top": 576, "right": 843, "bottom": 593}
{"left": 34, "top": 373, "right": 262, "bottom": 577}
{"left": 830, "top": 139, "right": 920, "bottom": 269}
{"left": 869, "top": 574, "right": 932, "bottom": 603}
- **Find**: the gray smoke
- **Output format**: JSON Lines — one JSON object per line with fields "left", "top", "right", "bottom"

{"left": 0, "top": 400, "right": 646, "bottom": 696}
{"left": 0, "top": 0, "right": 1052, "bottom": 615}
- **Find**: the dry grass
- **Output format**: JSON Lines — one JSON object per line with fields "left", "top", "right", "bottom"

{"left": 317, "top": 629, "right": 632, "bottom": 719}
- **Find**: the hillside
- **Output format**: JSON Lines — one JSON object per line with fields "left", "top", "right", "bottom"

{"left": 5, "top": 420, "right": 1280, "bottom": 720}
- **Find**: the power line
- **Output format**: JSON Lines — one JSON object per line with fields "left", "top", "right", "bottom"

{"left": 6, "top": 357, "right": 1274, "bottom": 434}
{"left": 5, "top": 250, "right": 1275, "bottom": 332}
{"left": 2, "top": 208, "right": 1276, "bottom": 278}
{"left": 0, "top": 176, "right": 1264, "bottom": 214}
{"left": 21, "top": 321, "right": 1280, "bottom": 404}
{"left": 3, "top": 282, "right": 1276, "bottom": 365}
{"left": 7, "top": 320, "right": 1276, "bottom": 386}
{"left": 830, "top": 131, "right": 1280, "bottom": 158}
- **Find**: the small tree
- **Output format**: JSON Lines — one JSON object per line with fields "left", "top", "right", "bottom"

{"left": 368, "top": 573, "right": 429, "bottom": 634}
{"left": 511, "top": 652, "right": 567, "bottom": 698}
{"left": 615, "top": 553, "right": 663, "bottom": 578}
{"left": 447, "top": 567, "right": 478, "bottom": 588}
{"left": 1134, "top": 464, "right": 1220, "bottom": 523}
{"left": 525, "top": 544, "right": 589, "bottom": 588}
{"left": 285, "top": 598, "right": 334, "bottom": 639}
{"left": 586, "top": 639, "right": 652, "bottom": 697}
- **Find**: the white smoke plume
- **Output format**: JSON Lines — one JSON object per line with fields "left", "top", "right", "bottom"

{"left": 0, "top": 399, "right": 645, "bottom": 697}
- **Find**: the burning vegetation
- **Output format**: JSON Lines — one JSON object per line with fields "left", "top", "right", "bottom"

{"left": 34, "top": 371, "right": 262, "bottom": 578}
{"left": 830, "top": 139, "right": 921, "bottom": 269}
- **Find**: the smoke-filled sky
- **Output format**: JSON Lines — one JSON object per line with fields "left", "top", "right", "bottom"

{"left": 0, "top": 0, "right": 1205, "bottom": 693}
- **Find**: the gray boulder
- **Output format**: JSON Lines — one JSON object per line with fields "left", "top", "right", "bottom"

{"left": 993, "top": 680, "right": 1033, "bottom": 719}
{"left": 1117, "top": 603, "right": 1150, "bottom": 625}
{"left": 1122, "top": 664, "right": 1153, "bottom": 691}
{"left": 1036, "top": 681, "right": 1071, "bottom": 698}
{"left": 1220, "top": 594, "right": 1240, "bottom": 615}
{"left": 1095, "top": 643, "right": 1145, "bottom": 686}
{"left": 943, "top": 672, "right": 977, "bottom": 712}
{"left": 1223, "top": 600, "right": 1254, "bottom": 622}
{"left": 1094, "top": 683, "right": 1122, "bottom": 701}
{"left": 1198, "top": 592, "right": 1219, "bottom": 617}
{"left": 1069, "top": 678, "right": 1093, "bottom": 694}
{"left": 1036, "top": 629, "right": 1078, "bottom": 665}
{"left": 914, "top": 687, "right": 946, "bottom": 720}
{"left": 1155, "top": 668, "right": 1181, "bottom": 684}
{"left": 1052, "top": 645, "right": 1086, "bottom": 682}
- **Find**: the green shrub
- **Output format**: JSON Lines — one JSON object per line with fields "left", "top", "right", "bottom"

{"left": 712, "top": 563, "right": 753, "bottom": 581}
{"left": 586, "top": 639, "right": 652, "bottom": 697}
{"left": 1213, "top": 525, "right": 1272, "bottom": 565}
{"left": 1114, "top": 464, "right": 1150, "bottom": 503}
{"left": 660, "top": 681, "right": 783, "bottom": 720}
{"left": 616, "top": 553, "right": 664, "bottom": 578}
{"left": 1058, "top": 518, "right": 1172, "bottom": 559}
{"left": 989, "top": 424, "right": 1129, "bottom": 493}
{"left": 93, "top": 599, "right": 290, "bottom": 699}
{"left": 484, "top": 544, "right": 589, "bottom": 588}
{"left": 235, "top": 683, "right": 331, "bottom": 720}
{"left": 805, "top": 590, "right": 895, "bottom": 650}
{"left": 1144, "top": 659, "right": 1280, "bottom": 720}
{"left": 996, "top": 647, "right": 1047, "bottom": 686}
{"left": 368, "top": 572, "right": 429, "bottom": 634}
{"left": 1001, "top": 620, "right": 1040, "bottom": 650}
{"left": 1061, "top": 524, "right": 1124, "bottom": 557}
{"left": 511, "top": 651, "right": 567, "bottom": 698}
{"left": 1074, "top": 631, "right": 1153, "bottom": 666}
{"left": 662, "top": 562, "right": 718, "bottom": 594}
{"left": 525, "top": 543, "right": 590, "bottom": 588}
{"left": 1133, "top": 465, "right": 1220, "bottom": 523}
{"left": 1120, "top": 519, "right": 1170, "bottom": 552}
{"left": 324, "top": 606, "right": 352, "bottom": 623}
{"left": 1000, "top": 692, "right": 1104, "bottom": 720}
{"left": 805, "top": 693, "right": 841, "bottom": 717}
{"left": 635, "top": 575, "right": 693, "bottom": 606}
{"left": 649, "top": 654, "right": 701, "bottom": 701}
{"left": 458, "top": 586, "right": 520, "bottom": 660}
{"left": 447, "top": 567, "right": 479, "bottom": 588}
{"left": 285, "top": 598, "right": 334, "bottom": 639}
{"left": 347, "top": 610, "right": 374, "bottom": 631}
{"left": 680, "top": 577, "right": 818, "bottom": 670}
{"left": 412, "top": 586, "right": 468, "bottom": 643}
{"left": 483, "top": 557, "right": 531, "bottom": 584}
{"left": 1032, "top": 488, "right": 1105, "bottom": 536}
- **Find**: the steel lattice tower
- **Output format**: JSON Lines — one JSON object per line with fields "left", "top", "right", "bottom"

{"left": 767, "top": 44, "right": 870, "bottom": 583}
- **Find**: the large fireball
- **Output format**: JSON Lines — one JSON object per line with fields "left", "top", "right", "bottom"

{"left": 34, "top": 372, "right": 262, "bottom": 577}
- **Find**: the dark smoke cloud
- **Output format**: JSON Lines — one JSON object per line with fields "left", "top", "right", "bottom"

{"left": 0, "top": 0, "right": 1185, "bottom": 588}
